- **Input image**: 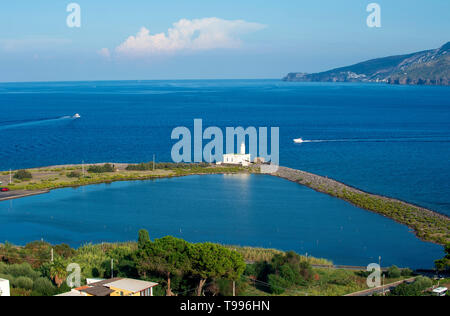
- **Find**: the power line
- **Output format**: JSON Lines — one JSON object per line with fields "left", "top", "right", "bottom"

{"left": 241, "top": 275, "right": 309, "bottom": 295}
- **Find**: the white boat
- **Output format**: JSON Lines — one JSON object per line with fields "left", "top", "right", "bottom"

{"left": 73, "top": 113, "right": 81, "bottom": 119}
{"left": 293, "top": 138, "right": 304, "bottom": 143}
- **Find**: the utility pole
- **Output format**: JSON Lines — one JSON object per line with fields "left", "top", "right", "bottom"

{"left": 82, "top": 161, "right": 85, "bottom": 177}
{"left": 51, "top": 248, "right": 54, "bottom": 263}
{"left": 111, "top": 259, "right": 114, "bottom": 279}
{"left": 379, "top": 255, "right": 384, "bottom": 295}
{"left": 232, "top": 281, "right": 236, "bottom": 297}
{"left": 9, "top": 169, "right": 12, "bottom": 184}
{"left": 153, "top": 154, "right": 155, "bottom": 171}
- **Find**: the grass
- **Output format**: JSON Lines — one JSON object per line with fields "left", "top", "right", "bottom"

{"left": 1, "top": 163, "right": 253, "bottom": 192}
{"left": 240, "top": 268, "right": 412, "bottom": 296}
{"left": 226, "top": 245, "right": 333, "bottom": 265}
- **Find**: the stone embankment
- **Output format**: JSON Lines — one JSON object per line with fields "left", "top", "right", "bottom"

{"left": 271, "top": 166, "right": 450, "bottom": 245}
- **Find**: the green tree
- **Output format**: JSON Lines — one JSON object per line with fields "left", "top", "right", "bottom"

{"left": 137, "top": 236, "right": 191, "bottom": 296}
{"left": 87, "top": 163, "right": 115, "bottom": 173}
{"left": 387, "top": 265, "right": 401, "bottom": 278}
{"left": 268, "top": 251, "right": 313, "bottom": 288}
{"left": 435, "top": 243, "right": 450, "bottom": 272}
{"left": 66, "top": 171, "right": 81, "bottom": 178}
{"left": 268, "top": 274, "right": 289, "bottom": 294}
{"left": 189, "top": 243, "right": 245, "bottom": 296}
{"left": 50, "top": 257, "right": 67, "bottom": 288}
{"left": 390, "top": 276, "right": 432, "bottom": 296}
{"left": 14, "top": 276, "right": 34, "bottom": 290}
{"left": 14, "top": 169, "right": 32, "bottom": 180}
{"left": 138, "top": 229, "right": 150, "bottom": 250}
{"left": 33, "top": 277, "right": 56, "bottom": 296}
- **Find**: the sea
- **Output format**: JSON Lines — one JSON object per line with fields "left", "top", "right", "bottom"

{"left": 0, "top": 80, "right": 449, "bottom": 267}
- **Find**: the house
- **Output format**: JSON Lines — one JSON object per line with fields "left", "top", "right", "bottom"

{"left": 56, "top": 277, "right": 158, "bottom": 297}
{"left": 55, "top": 289, "right": 88, "bottom": 297}
{"left": 0, "top": 278, "right": 10, "bottom": 297}
{"left": 253, "top": 157, "right": 265, "bottom": 164}
{"left": 217, "top": 142, "right": 251, "bottom": 166}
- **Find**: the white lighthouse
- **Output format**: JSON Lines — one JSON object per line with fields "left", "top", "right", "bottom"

{"left": 240, "top": 142, "right": 246, "bottom": 155}
{"left": 217, "top": 142, "right": 251, "bottom": 166}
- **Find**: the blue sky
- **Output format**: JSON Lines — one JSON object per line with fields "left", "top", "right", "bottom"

{"left": 0, "top": 0, "right": 449, "bottom": 82}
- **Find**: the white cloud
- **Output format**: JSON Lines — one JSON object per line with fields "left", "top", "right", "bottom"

{"left": 114, "top": 17, "right": 265, "bottom": 57}
{"left": 98, "top": 48, "right": 111, "bottom": 59}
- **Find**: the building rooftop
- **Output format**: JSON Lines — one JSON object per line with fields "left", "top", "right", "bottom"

{"left": 432, "top": 287, "right": 448, "bottom": 293}
{"left": 55, "top": 290, "right": 87, "bottom": 297}
{"left": 80, "top": 286, "right": 115, "bottom": 297}
{"left": 104, "top": 278, "right": 158, "bottom": 293}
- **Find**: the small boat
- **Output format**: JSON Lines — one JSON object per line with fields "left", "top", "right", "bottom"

{"left": 293, "top": 138, "right": 304, "bottom": 143}
{"left": 73, "top": 113, "right": 81, "bottom": 119}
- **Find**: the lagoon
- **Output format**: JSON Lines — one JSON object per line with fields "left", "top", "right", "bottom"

{"left": 0, "top": 174, "right": 443, "bottom": 268}
{"left": 1, "top": 80, "right": 449, "bottom": 216}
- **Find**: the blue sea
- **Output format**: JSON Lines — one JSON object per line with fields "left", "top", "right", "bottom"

{"left": 0, "top": 80, "right": 449, "bottom": 267}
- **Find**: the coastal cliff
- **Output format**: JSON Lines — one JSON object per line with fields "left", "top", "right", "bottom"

{"left": 283, "top": 42, "right": 450, "bottom": 86}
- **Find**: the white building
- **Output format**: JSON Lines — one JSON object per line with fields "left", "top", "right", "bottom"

{"left": 432, "top": 287, "right": 448, "bottom": 296}
{"left": 0, "top": 278, "right": 10, "bottom": 297}
{"left": 218, "top": 142, "right": 251, "bottom": 167}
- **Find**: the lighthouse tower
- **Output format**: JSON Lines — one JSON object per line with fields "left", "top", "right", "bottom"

{"left": 218, "top": 141, "right": 251, "bottom": 167}
{"left": 240, "top": 142, "right": 246, "bottom": 155}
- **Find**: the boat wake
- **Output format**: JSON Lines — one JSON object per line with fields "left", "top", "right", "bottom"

{"left": 298, "top": 137, "right": 450, "bottom": 143}
{"left": 0, "top": 115, "right": 76, "bottom": 130}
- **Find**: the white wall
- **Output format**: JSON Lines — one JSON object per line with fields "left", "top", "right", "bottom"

{"left": 0, "top": 279, "right": 10, "bottom": 297}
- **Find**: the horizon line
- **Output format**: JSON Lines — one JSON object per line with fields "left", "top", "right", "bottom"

{"left": 0, "top": 78, "right": 281, "bottom": 84}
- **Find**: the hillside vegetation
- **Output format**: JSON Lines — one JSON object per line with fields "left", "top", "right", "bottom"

{"left": 284, "top": 42, "right": 449, "bottom": 85}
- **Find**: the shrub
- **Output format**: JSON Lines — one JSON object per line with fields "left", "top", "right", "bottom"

{"left": 413, "top": 276, "right": 432, "bottom": 290}
{"left": 0, "top": 273, "right": 14, "bottom": 283}
{"left": 267, "top": 274, "right": 289, "bottom": 294}
{"left": 33, "top": 277, "right": 56, "bottom": 296}
{"left": 13, "top": 170, "right": 32, "bottom": 180}
{"left": 67, "top": 171, "right": 81, "bottom": 178}
{"left": 387, "top": 265, "right": 401, "bottom": 278}
{"left": 0, "top": 262, "right": 7, "bottom": 273}
{"left": 401, "top": 268, "right": 413, "bottom": 277}
{"left": 11, "top": 288, "right": 32, "bottom": 296}
{"left": 88, "top": 164, "right": 115, "bottom": 173}
{"left": 390, "top": 276, "right": 432, "bottom": 296}
{"left": 14, "top": 276, "right": 34, "bottom": 290}
{"left": 2, "top": 263, "right": 41, "bottom": 280}
{"left": 327, "top": 269, "right": 356, "bottom": 286}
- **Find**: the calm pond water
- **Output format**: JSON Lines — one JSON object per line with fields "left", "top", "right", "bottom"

{"left": 0, "top": 174, "right": 443, "bottom": 268}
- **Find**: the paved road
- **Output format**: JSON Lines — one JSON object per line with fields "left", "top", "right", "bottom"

{"left": 344, "top": 277, "right": 417, "bottom": 296}
{"left": 0, "top": 190, "right": 49, "bottom": 202}
{"left": 312, "top": 264, "right": 390, "bottom": 271}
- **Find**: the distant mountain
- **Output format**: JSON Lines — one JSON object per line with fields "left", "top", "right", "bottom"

{"left": 283, "top": 42, "right": 449, "bottom": 86}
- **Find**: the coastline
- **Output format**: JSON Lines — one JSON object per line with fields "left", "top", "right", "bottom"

{"left": 1, "top": 162, "right": 449, "bottom": 245}
{"left": 0, "top": 189, "right": 49, "bottom": 202}
{"left": 272, "top": 167, "right": 449, "bottom": 245}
